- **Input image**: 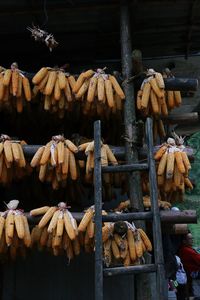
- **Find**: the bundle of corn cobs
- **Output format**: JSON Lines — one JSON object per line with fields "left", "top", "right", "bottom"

{"left": 115, "top": 197, "right": 171, "bottom": 211}
{"left": 0, "top": 200, "right": 31, "bottom": 260}
{"left": 78, "top": 140, "right": 118, "bottom": 182}
{"left": 0, "top": 63, "right": 31, "bottom": 113}
{"left": 102, "top": 221, "right": 152, "bottom": 267}
{"left": 30, "top": 135, "right": 78, "bottom": 189}
{"left": 30, "top": 202, "right": 80, "bottom": 259}
{"left": 0, "top": 134, "right": 29, "bottom": 184}
{"left": 136, "top": 69, "right": 182, "bottom": 140}
{"left": 154, "top": 134, "right": 193, "bottom": 197}
{"left": 32, "top": 66, "right": 76, "bottom": 118}
{"left": 32, "top": 67, "right": 125, "bottom": 118}
{"left": 78, "top": 206, "right": 152, "bottom": 267}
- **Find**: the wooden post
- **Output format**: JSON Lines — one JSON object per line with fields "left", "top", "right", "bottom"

{"left": 120, "top": 1, "right": 142, "bottom": 212}
{"left": 120, "top": 2, "right": 148, "bottom": 300}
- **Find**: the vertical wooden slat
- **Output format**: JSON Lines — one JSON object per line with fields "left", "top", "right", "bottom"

{"left": 120, "top": 0, "right": 143, "bottom": 212}
{"left": 146, "top": 117, "right": 166, "bottom": 300}
{"left": 94, "top": 120, "right": 103, "bottom": 300}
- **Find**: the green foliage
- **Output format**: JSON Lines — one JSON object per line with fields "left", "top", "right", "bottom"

{"left": 186, "top": 131, "right": 200, "bottom": 195}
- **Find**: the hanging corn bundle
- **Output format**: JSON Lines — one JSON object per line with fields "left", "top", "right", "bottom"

{"left": 136, "top": 69, "right": 182, "bottom": 141}
{"left": 32, "top": 66, "right": 76, "bottom": 119}
{"left": 0, "top": 200, "right": 31, "bottom": 260}
{"left": 73, "top": 68, "right": 125, "bottom": 115}
{"left": 103, "top": 221, "right": 152, "bottom": 267}
{"left": 162, "top": 68, "right": 182, "bottom": 110}
{"left": 154, "top": 133, "right": 193, "bottom": 200}
{"left": 30, "top": 135, "right": 79, "bottom": 189}
{"left": 0, "top": 134, "right": 30, "bottom": 184}
{"left": 0, "top": 63, "right": 32, "bottom": 113}
{"left": 78, "top": 140, "right": 118, "bottom": 182}
{"left": 30, "top": 202, "right": 79, "bottom": 261}
{"left": 142, "top": 195, "right": 171, "bottom": 210}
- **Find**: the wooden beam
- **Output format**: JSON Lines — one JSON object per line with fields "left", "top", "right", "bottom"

{"left": 25, "top": 210, "right": 197, "bottom": 224}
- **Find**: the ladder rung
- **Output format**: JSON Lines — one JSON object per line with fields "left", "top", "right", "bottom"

{"left": 103, "top": 264, "right": 157, "bottom": 277}
{"left": 102, "top": 163, "right": 148, "bottom": 173}
{"left": 102, "top": 212, "right": 153, "bottom": 222}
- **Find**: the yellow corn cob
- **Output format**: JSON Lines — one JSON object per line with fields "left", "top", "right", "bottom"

{"left": 22, "top": 76, "right": 31, "bottom": 101}
{"left": 87, "top": 77, "right": 97, "bottom": 102}
{"left": 141, "top": 82, "right": 151, "bottom": 109}
{"left": 97, "top": 76, "right": 105, "bottom": 102}
{"left": 63, "top": 211, "right": 76, "bottom": 240}
{"left": 86, "top": 151, "right": 94, "bottom": 175}
{"left": 86, "top": 219, "right": 95, "bottom": 239}
{"left": 11, "top": 142, "right": 20, "bottom": 162}
{"left": 105, "top": 79, "right": 114, "bottom": 108}
{"left": 181, "top": 151, "right": 191, "bottom": 171}
{"left": 184, "top": 177, "right": 193, "bottom": 189}
{"left": 166, "top": 152, "right": 175, "bottom": 179}
{"left": 111, "top": 239, "right": 120, "bottom": 259}
{"left": 149, "top": 78, "right": 164, "bottom": 98}
{"left": 3, "top": 69, "right": 12, "bottom": 86}
{"left": 69, "top": 151, "right": 77, "bottom": 180}
{"left": 85, "top": 141, "right": 94, "bottom": 155}
{"left": 56, "top": 215, "right": 64, "bottom": 237}
{"left": 76, "top": 80, "right": 90, "bottom": 99}
{"left": 6, "top": 212, "right": 14, "bottom": 239}
{"left": 157, "top": 152, "right": 168, "bottom": 175}
{"left": 150, "top": 89, "right": 159, "bottom": 115}
{"left": 40, "top": 142, "right": 51, "bottom": 165}
{"left": 57, "top": 71, "right": 66, "bottom": 90}
{"left": 22, "top": 215, "right": 31, "bottom": 247}
{"left": 104, "top": 144, "right": 118, "bottom": 165}
{"left": 68, "top": 75, "right": 76, "bottom": 90}
{"left": 4, "top": 140, "right": 13, "bottom": 163}
{"left": 16, "top": 74, "right": 22, "bottom": 97}
{"left": 38, "top": 207, "right": 57, "bottom": 228}
{"left": 167, "top": 91, "right": 175, "bottom": 109}
{"left": 175, "top": 151, "right": 186, "bottom": 174}
{"left": 17, "top": 143, "right": 26, "bottom": 167}
{"left": 12, "top": 70, "right": 19, "bottom": 96}
{"left": 174, "top": 91, "right": 182, "bottom": 106}
{"left": 101, "top": 145, "right": 108, "bottom": 166}
{"left": 83, "top": 69, "right": 95, "bottom": 79}
{"left": 54, "top": 78, "right": 61, "bottom": 101}
{"left": 39, "top": 164, "right": 47, "bottom": 182}
{"left": 127, "top": 229, "right": 136, "bottom": 261}
{"left": 30, "top": 146, "right": 45, "bottom": 167}
{"left": 47, "top": 210, "right": 60, "bottom": 233}
{"left": 14, "top": 214, "right": 25, "bottom": 239}
{"left": 57, "top": 141, "right": 65, "bottom": 164}
{"left": 134, "top": 237, "right": 143, "bottom": 258}
{"left": 155, "top": 73, "right": 165, "bottom": 89}
{"left": 62, "top": 148, "right": 69, "bottom": 175}
{"left": 63, "top": 78, "right": 72, "bottom": 102}
{"left": 124, "top": 251, "right": 131, "bottom": 266}
{"left": 65, "top": 140, "right": 78, "bottom": 153}
{"left": 138, "top": 228, "right": 152, "bottom": 252}
{"left": 78, "top": 208, "right": 94, "bottom": 232}
{"left": 73, "top": 73, "right": 85, "bottom": 93}
{"left": 32, "top": 67, "right": 48, "bottom": 84}
{"left": 30, "top": 206, "right": 50, "bottom": 216}
{"left": 109, "top": 75, "right": 125, "bottom": 99}
{"left": 102, "top": 223, "right": 113, "bottom": 243}
{"left": 0, "top": 215, "right": 5, "bottom": 241}
{"left": 45, "top": 71, "right": 57, "bottom": 96}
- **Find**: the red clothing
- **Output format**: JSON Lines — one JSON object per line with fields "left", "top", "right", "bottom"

{"left": 179, "top": 245, "right": 200, "bottom": 274}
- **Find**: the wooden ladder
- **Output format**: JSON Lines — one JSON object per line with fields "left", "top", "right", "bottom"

{"left": 93, "top": 117, "right": 165, "bottom": 300}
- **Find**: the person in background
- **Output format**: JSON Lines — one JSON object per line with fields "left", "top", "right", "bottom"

{"left": 178, "top": 232, "right": 200, "bottom": 300}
